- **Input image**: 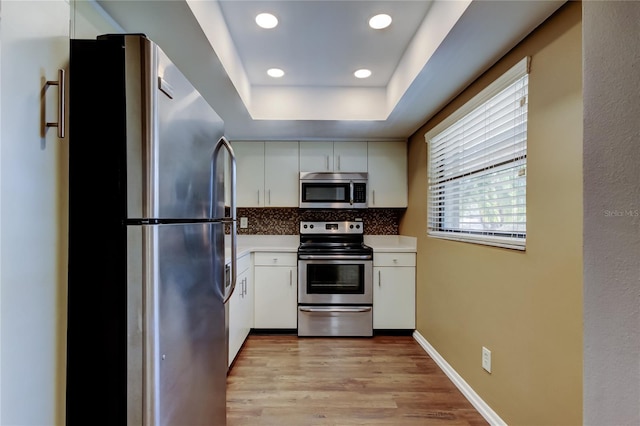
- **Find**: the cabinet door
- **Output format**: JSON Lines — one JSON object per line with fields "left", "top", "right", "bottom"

{"left": 264, "top": 141, "right": 299, "bottom": 206}
{"left": 368, "top": 141, "right": 408, "bottom": 207}
{"left": 299, "top": 141, "right": 333, "bottom": 172}
{"left": 334, "top": 141, "right": 368, "bottom": 172}
{"left": 254, "top": 266, "right": 297, "bottom": 328}
{"left": 242, "top": 266, "right": 254, "bottom": 337}
{"left": 373, "top": 267, "right": 416, "bottom": 329}
{"left": 228, "top": 254, "right": 253, "bottom": 366}
{"left": 228, "top": 271, "right": 245, "bottom": 366}
{"left": 2, "top": 2, "right": 69, "bottom": 424}
{"left": 233, "top": 141, "right": 265, "bottom": 207}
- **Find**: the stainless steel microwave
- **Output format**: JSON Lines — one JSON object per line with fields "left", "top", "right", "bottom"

{"left": 299, "top": 172, "right": 368, "bottom": 209}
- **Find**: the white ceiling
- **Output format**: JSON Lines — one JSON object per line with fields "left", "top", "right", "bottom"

{"left": 95, "top": 0, "right": 566, "bottom": 141}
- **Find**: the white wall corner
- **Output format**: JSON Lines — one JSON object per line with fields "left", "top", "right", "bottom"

{"left": 412, "top": 331, "right": 507, "bottom": 426}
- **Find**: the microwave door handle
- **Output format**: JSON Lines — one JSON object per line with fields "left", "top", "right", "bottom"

{"left": 349, "top": 181, "right": 354, "bottom": 205}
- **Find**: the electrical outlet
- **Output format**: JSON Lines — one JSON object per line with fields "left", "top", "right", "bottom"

{"left": 240, "top": 217, "right": 248, "bottom": 228}
{"left": 482, "top": 347, "right": 492, "bottom": 373}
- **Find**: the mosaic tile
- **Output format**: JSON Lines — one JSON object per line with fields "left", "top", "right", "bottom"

{"left": 233, "top": 208, "right": 404, "bottom": 235}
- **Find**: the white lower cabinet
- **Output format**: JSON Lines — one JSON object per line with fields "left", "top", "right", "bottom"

{"left": 228, "top": 253, "right": 253, "bottom": 366}
{"left": 373, "top": 252, "right": 416, "bottom": 329}
{"left": 253, "top": 252, "right": 298, "bottom": 329}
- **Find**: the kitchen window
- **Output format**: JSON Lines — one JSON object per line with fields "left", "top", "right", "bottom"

{"left": 426, "top": 57, "right": 529, "bottom": 250}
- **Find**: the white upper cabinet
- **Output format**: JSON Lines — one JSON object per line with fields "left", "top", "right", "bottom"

{"left": 233, "top": 141, "right": 265, "bottom": 207}
{"left": 264, "top": 141, "right": 299, "bottom": 207}
{"left": 299, "top": 141, "right": 367, "bottom": 172}
{"left": 234, "top": 140, "right": 406, "bottom": 208}
{"left": 233, "top": 141, "right": 299, "bottom": 207}
{"left": 299, "top": 141, "right": 333, "bottom": 172}
{"left": 367, "top": 141, "right": 408, "bottom": 208}
{"left": 333, "top": 141, "right": 368, "bottom": 172}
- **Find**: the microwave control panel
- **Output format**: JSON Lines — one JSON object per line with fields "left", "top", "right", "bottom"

{"left": 353, "top": 183, "right": 366, "bottom": 202}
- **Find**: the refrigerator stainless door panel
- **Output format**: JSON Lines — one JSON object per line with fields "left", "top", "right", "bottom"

{"left": 127, "top": 221, "right": 227, "bottom": 426}
{"left": 122, "top": 35, "right": 225, "bottom": 220}
{"left": 127, "top": 226, "right": 144, "bottom": 425}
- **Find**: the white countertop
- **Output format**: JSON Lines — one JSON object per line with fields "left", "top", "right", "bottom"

{"left": 225, "top": 234, "right": 416, "bottom": 263}
{"left": 225, "top": 235, "right": 299, "bottom": 263}
{"left": 364, "top": 235, "right": 417, "bottom": 252}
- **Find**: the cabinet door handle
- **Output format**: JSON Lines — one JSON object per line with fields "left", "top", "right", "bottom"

{"left": 378, "top": 270, "right": 381, "bottom": 287}
{"left": 257, "top": 190, "right": 260, "bottom": 205}
{"left": 268, "top": 189, "right": 271, "bottom": 205}
{"left": 337, "top": 155, "right": 341, "bottom": 170}
{"left": 45, "top": 69, "right": 65, "bottom": 139}
{"left": 289, "top": 269, "right": 293, "bottom": 286}
{"left": 372, "top": 190, "right": 376, "bottom": 206}
{"left": 326, "top": 155, "right": 330, "bottom": 171}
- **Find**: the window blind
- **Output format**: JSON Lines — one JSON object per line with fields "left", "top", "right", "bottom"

{"left": 426, "top": 57, "right": 529, "bottom": 250}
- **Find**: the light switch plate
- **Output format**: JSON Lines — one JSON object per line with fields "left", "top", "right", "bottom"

{"left": 240, "top": 217, "right": 248, "bottom": 228}
{"left": 482, "top": 347, "right": 492, "bottom": 373}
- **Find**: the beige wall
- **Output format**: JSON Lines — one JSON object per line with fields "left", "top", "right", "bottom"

{"left": 401, "top": 2, "right": 583, "bottom": 425}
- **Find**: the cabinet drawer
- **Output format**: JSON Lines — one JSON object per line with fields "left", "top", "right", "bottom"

{"left": 254, "top": 252, "right": 298, "bottom": 266}
{"left": 373, "top": 252, "right": 416, "bottom": 267}
{"left": 237, "top": 253, "right": 251, "bottom": 273}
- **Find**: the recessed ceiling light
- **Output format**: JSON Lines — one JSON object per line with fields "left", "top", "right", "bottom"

{"left": 369, "top": 13, "right": 392, "bottom": 30}
{"left": 354, "top": 69, "right": 372, "bottom": 79}
{"left": 256, "top": 13, "right": 278, "bottom": 29}
{"left": 267, "top": 68, "right": 285, "bottom": 78}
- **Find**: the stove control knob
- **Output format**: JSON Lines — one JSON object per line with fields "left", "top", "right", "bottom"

{"left": 303, "top": 224, "right": 308, "bottom": 229}
{"left": 349, "top": 224, "right": 354, "bottom": 229}
{"left": 310, "top": 224, "right": 314, "bottom": 229}
{"left": 356, "top": 224, "right": 361, "bottom": 229}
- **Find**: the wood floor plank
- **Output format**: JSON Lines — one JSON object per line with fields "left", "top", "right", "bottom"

{"left": 227, "top": 334, "right": 488, "bottom": 425}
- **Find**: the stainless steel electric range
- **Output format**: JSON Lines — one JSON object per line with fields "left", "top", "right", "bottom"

{"left": 297, "top": 221, "right": 373, "bottom": 337}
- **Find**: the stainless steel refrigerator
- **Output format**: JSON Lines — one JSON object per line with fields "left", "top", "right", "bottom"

{"left": 66, "top": 34, "right": 236, "bottom": 426}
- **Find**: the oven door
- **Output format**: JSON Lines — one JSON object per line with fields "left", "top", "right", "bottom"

{"left": 298, "top": 258, "right": 373, "bottom": 304}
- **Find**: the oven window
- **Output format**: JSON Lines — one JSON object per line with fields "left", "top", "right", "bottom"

{"left": 306, "top": 264, "right": 364, "bottom": 294}
{"left": 302, "top": 183, "right": 348, "bottom": 202}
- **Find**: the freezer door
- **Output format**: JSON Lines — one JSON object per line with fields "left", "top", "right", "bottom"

{"left": 122, "top": 35, "right": 225, "bottom": 220}
{"left": 127, "top": 221, "right": 226, "bottom": 426}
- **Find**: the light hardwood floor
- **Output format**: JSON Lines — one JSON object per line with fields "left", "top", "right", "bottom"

{"left": 227, "top": 334, "right": 488, "bottom": 425}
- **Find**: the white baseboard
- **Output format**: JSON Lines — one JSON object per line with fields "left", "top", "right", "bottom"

{"left": 412, "top": 331, "right": 507, "bottom": 426}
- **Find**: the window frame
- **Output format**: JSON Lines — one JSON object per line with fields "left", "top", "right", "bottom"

{"left": 425, "top": 57, "right": 530, "bottom": 251}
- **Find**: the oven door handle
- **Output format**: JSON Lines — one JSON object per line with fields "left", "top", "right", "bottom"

{"left": 299, "top": 306, "right": 372, "bottom": 313}
{"left": 297, "top": 254, "right": 372, "bottom": 260}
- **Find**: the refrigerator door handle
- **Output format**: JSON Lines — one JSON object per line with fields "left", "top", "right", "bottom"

{"left": 212, "top": 136, "right": 237, "bottom": 304}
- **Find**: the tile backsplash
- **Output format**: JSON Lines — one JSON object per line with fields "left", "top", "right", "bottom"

{"left": 235, "top": 208, "right": 405, "bottom": 235}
